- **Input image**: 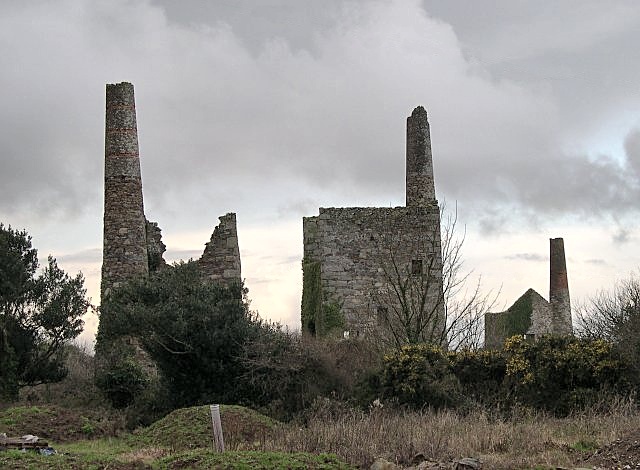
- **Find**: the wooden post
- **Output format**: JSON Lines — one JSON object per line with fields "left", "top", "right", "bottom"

{"left": 210, "top": 404, "right": 225, "bottom": 452}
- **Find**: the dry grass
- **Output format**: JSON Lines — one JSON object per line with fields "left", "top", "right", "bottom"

{"left": 258, "top": 398, "right": 640, "bottom": 469}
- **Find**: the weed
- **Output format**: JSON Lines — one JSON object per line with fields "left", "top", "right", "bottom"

{"left": 571, "top": 439, "right": 598, "bottom": 452}
{"left": 80, "top": 416, "right": 95, "bottom": 436}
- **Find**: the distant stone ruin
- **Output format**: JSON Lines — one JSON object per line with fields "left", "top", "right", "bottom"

{"left": 302, "top": 106, "right": 445, "bottom": 341}
{"left": 100, "top": 82, "right": 241, "bottom": 299}
{"left": 484, "top": 238, "right": 573, "bottom": 349}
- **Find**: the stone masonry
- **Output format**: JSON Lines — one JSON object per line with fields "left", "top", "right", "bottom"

{"left": 198, "top": 213, "right": 242, "bottom": 288}
{"left": 101, "top": 82, "right": 148, "bottom": 298}
{"left": 101, "top": 82, "right": 242, "bottom": 300}
{"left": 302, "top": 106, "right": 445, "bottom": 341}
{"left": 549, "top": 237, "right": 572, "bottom": 335}
{"left": 484, "top": 237, "right": 573, "bottom": 349}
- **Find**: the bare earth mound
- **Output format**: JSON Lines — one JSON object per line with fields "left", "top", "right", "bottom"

{"left": 583, "top": 429, "right": 640, "bottom": 469}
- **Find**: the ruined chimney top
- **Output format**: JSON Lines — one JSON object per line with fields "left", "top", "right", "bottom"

{"left": 106, "top": 82, "right": 135, "bottom": 107}
{"left": 411, "top": 105, "right": 428, "bottom": 119}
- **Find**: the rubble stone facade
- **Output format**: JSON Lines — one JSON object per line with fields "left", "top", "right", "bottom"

{"left": 101, "top": 82, "right": 148, "bottom": 297}
{"left": 101, "top": 82, "right": 241, "bottom": 300}
{"left": 198, "top": 213, "right": 242, "bottom": 288}
{"left": 484, "top": 238, "right": 573, "bottom": 349}
{"left": 302, "top": 106, "right": 445, "bottom": 341}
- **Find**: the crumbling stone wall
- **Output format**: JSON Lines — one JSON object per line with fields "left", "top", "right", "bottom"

{"left": 303, "top": 205, "right": 444, "bottom": 337}
{"left": 145, "top": 219, "right": 167, "bottom": 273}
{"left": 197, "top": 213, "right": 242, "bottom": 288}
{"left": 302, "top": 106, "right": 445, "bottom": 341}
{"left": 101, "top": 82, "right": 242, "bottom": 299}
{"left": 484, "top": 288, "right": 552, "bottom": 349}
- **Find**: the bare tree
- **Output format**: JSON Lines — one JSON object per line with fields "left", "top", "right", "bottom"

{"left": 370, "top": 203, "right": 498, "bottom": 350}
{"left": 576, "top": 273, "right": 640, "bottom": 342}
{"left": 576, "top": 272, "right": 640, "bottom": 379}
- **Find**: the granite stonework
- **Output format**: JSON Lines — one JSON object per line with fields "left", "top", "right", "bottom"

{"left": 145, "top": 219, "right": 168, "bottom": 272}
{"left": 198, "top": 213, "right": 242, "bottom": 288}
{"left": 101, "top": 82, "right": 148, "bottom": 298}
{"left": 484, "top": 238, "right": 573, "bottom": 349}
{"left": 302, "top": 106, "right": 445, "bottom": 340}
{"left": 101, "top": 82, "right": 242, "bottom": 300}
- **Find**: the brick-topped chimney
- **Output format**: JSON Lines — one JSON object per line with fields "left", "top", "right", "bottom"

{"left": 101, "top": 82, "right": 148, "bottom": 298}
{"left": 549, "top": 237, "right": 572, "bottom": 335}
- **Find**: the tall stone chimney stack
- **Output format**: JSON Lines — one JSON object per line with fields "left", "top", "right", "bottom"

{"left": 101, "top": 82, "right": 148, "bottom": 298}
{"left": 549, "top": 237, "right": 573, "bottom": 335}
{"left": 406, "top": 106, "right": 436, "bottom": 207}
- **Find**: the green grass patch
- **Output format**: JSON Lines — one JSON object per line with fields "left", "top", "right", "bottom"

{"left": 156, "top": 450, "right": 354, "bottom": 469}
{"left": 570, "top": 439, "right": 598, "bottom": 452}
{"left": 0, "top": 446, "right": 135, "bottom": 470}
{"left": 0, "top": 406, "right": 50, "bottom": 426}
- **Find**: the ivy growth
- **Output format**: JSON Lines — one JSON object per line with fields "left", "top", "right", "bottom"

{"left": 496, "top": 289, "right": 534, "bottom": 340}
{"left": 301, "top": 259, "right": 321, "bottom": 335}
{"left": 301, "top": 259, "right": 345, "bottom": 338}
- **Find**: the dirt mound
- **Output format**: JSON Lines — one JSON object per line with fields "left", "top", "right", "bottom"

{"left": 132, "top": 405, "right": 280, "bottom": 450}
{"left": 583, "top": 429, "right": 640, "bottom": 469}
{"left": 0, "top": 405, "right": 120, "bottom": 443}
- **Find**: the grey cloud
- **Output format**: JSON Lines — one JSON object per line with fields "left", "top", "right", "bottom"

{"left": 624, "top": 129, "right": 640, "bottom": 177}
{"left": 276, "top": 199, "right": 319, "bottom": 219}
{"left": 1, "top": 0, "right": 640, "bottom": 240}
{"left": 58, "top": 248, "right": 102, "bottom": 264}
{"left": 505, "top": 253, "right": 546, "bottom": 262}
{"left": 613, "top": 228, "right": 631, "bottom": 244}
{"left": 585, "top": 259, "right": 607, "bottom": 266}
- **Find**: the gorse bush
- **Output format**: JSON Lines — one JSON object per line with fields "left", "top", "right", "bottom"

{"left": 503, "top": 335, "right": 629, "bottom": 414}
{"left": 381, "top": 344, "right": 462, "bottom": 409}
{"left": 449, "top": 348, "right": 506, "bottom": 406}
{"left": 366, "top": 336, "right": 631, "bottom": 414}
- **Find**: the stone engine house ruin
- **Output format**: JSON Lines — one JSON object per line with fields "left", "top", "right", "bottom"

{"left": 302, "top": 106, "right": 446, "bottom": 342}
{"left": 101, "top": 82, "right": 241, "bottom": 298}
{"left": 484, "top": 237, "right": 573, "bottom": 349}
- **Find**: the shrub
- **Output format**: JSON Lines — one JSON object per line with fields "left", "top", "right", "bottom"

{"left": 95, "top": 355, "right": 149, "bottom": 409}
{"left": 503, "top": 335, "right": 629, "bottom": 414}
{"left": 381, "top": 344, "right": 462, "bottom": 409}
{"left": 449, "top": 348, "right": 507, "bottom": 406}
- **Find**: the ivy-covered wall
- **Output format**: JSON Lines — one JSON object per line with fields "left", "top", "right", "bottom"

{"left": 301, "top": 259, "right": 345, "bottom": 338}
{"left": 302, "top": 205, "right": 443, "bottom": 339}
{"left": 485, "top": 288, "right": 545, "bottom": 349}
{"left": 301, "top": 259, "right": 321, "bottom": 335}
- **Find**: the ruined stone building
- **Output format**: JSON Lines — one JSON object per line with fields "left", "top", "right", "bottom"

{"left": 101, "top": 82, "right": 241, "bottom": 299}
{"left": 484, "top": 238, "right": 573, "bottom": 349}
{"left": 302, "top": 106, "right": 446, "bottom": 343}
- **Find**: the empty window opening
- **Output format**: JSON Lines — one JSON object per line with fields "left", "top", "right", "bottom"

{"left": 412, "top": 259, "right": 423, "bottom": 275}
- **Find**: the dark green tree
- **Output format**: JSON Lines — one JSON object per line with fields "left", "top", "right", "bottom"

{"left": 0, "top": 224, "right": 89, "bottom": 399}
{"left": 96, "top": 261, "right": 254, "bottom": 408}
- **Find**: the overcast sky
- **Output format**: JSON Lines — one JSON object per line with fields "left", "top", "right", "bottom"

{"left": 2, "top": 0, "right": 640, "bottom": 346}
